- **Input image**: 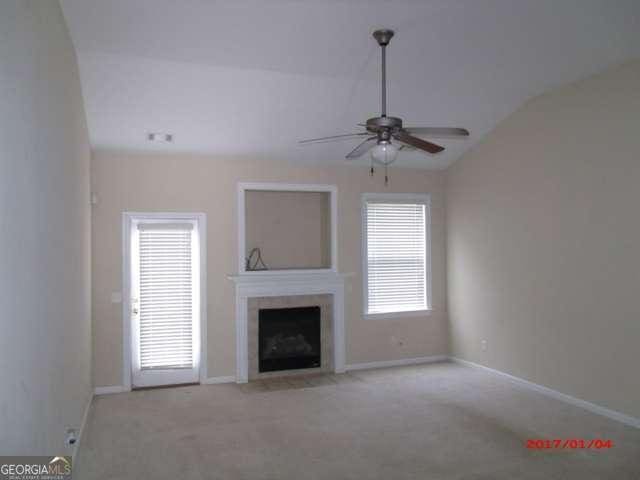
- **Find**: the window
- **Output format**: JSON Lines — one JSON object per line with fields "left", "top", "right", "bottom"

{"left": 363, "top": 194, "right": 430, "bottom": 317}
{"left": 137, "top": 223, "right": 195, "bottom": 371}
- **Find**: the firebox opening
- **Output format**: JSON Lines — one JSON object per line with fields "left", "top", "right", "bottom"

{"left": 259, "top": 306, "right": 321, "bottom": 373}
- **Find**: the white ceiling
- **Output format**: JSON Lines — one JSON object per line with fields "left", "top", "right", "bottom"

{"left": 61, "top": 0, "right": 640, "bottom": 169}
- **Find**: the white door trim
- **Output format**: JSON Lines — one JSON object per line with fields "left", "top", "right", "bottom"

{"left": 122, "top": 212, "right": 207, "bottom": 390}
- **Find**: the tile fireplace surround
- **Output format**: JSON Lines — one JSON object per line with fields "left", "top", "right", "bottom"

{"left": 228, "top": 272, "right": 348, "bottom": 383}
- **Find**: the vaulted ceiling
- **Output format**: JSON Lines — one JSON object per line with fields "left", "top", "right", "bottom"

{"left": 61, "top": 0, "right": 640, "bottom": 169}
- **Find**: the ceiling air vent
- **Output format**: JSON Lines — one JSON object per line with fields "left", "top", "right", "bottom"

{"left": 147, "top": 132, "right": 173, "bottom": 143}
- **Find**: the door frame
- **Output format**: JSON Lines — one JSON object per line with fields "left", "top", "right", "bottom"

{"left": 122, "top": 212, "right": 207, "bottom": 390}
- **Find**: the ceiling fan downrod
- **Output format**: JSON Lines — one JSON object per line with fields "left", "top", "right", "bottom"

{"left": 373, "top": 29, "right": 394, "bottom": 118}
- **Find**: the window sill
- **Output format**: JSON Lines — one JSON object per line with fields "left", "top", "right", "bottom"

{"left": 364, "top": 309, "right": 433, "bottom": 320}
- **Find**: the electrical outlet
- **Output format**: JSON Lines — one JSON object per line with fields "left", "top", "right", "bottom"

{"left": 65, "top": 428, "right": 77, "bottom": 448}
{"left": 480, "top": 339, "right": 488, "bottom": 352}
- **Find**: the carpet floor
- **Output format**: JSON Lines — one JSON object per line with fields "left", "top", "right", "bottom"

{"left": 76, "top": 362, "right": 640, "bottom": 479}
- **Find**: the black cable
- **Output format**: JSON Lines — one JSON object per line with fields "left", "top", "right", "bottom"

{"left": 246, "top": 247, "right": 268, "bottom": 271}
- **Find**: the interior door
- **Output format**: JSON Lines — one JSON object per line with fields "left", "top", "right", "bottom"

{"left": 130, "top": 218, "right": 201, "bottom": 387}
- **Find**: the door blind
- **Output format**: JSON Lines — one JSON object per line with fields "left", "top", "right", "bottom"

{"left": 366, "top": 202, "right": 427, "bottom": 314}
{"left": 138, "top": 224, "right": 194, "bottom": 370}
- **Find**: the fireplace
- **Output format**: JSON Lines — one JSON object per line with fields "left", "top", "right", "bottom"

{"left": 258, "top": 306, "right": 321, "bottom": 373}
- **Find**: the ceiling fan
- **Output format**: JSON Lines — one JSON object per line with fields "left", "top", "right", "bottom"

{"left": 299, "top": 29, "right": 469, "bottom": 184}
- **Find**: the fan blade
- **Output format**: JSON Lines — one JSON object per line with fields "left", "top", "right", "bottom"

{"left": 346, "top": 137, "right": 377, "bottom": 159}
{"left": 393, "top": 132, "right": 444, "bottom": 154}
{"left": 403, "top": 127, "right": 469, "bottom": 137}
{"left": 299, "top": 132, "right": 369, "bottom": 144}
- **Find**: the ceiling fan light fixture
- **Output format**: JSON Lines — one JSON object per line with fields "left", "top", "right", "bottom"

{"left": 370, "top": 140, "right": 399, "bottom": 165}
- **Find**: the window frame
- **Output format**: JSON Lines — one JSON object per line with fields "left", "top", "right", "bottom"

{"left": 362, "top": 193, "right": 432, "bottom": 320}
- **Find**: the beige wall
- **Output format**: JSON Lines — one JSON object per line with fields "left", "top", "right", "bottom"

{"left": 446, "top": 61, "right": 640, "bottom": 419}
{"left": 245, "top": 190, "right": 330, "bottom": 269}
{"left": 0, "top": 1, "right": 92, "bottom": 454}
{"left": 91, "top": 154, "right": 448, "bottom": 386}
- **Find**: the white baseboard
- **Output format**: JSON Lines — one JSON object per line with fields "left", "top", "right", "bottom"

{"left": 72, "top": 393, "right": 93, "bottom": 461}
{"left": 450, "top": 357, "right": 640, "bottom": 429}
{"left": 94, "top": 385, "right": 129, "bottom": 395}
{"left": 345, "top": 355, "right": 449, "bottom": 372}
{"left": 202, "top": 375, "right": 236, "bottom": 385}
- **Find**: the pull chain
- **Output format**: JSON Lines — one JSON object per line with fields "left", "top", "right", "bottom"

{"left": 384, "top": 164, "right": 389, "bottom": 186}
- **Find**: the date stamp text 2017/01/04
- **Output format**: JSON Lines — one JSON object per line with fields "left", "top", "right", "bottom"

{"left": 526, "top": 439, "right": 614, "bottom": 450}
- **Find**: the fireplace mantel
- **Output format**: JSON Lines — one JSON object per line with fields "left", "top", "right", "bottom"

{"left": 228, "top": 271, "right": 351, "bottom": 382}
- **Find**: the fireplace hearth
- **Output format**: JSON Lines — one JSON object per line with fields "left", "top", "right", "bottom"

{"left": 259, "top": 306, "right": 321, "bottom": 373}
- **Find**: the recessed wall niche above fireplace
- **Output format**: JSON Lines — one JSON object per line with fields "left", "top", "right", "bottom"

{"left": 259, "top": 306, "right": 321, "bottom": 373}
{"left": 237, "top": 183, "right": 337, "bottom": 274}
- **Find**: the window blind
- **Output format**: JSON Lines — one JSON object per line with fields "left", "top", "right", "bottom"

{"left": 366, "top": 201, "right": 427, "bottom": 314}
{"left": 138, "top": 224, "right": 194, "bottom": 370}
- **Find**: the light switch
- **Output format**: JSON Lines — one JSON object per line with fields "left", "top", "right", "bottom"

{"left": 111, "top": 292, "right": 122, "bottom": 304}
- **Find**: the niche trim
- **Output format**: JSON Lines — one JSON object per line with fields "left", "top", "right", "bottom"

{"left": 237, "top": 182, "right": 338, "bottom": 275}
